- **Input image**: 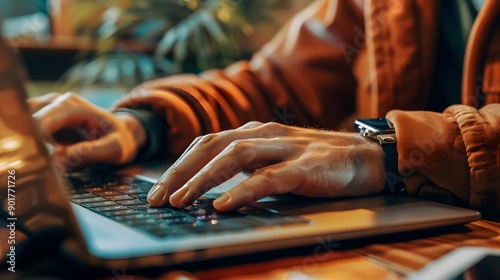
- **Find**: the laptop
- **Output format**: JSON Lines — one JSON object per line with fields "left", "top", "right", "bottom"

{"left": 0, "top": 34, "right": 480, "bottom": 269}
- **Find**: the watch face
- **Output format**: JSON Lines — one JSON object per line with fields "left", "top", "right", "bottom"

{"left": 354, "top": 118, "right": 394, "bottom": 134}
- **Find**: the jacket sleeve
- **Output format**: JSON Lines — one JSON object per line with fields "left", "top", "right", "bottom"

{"left": 112, "top": 0, "right": 364, "bottom": 156}
{"left": 386, "top": 104, "right": 500, "bottom": 212}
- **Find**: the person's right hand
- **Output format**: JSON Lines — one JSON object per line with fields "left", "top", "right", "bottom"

{"left": 30, "top": 92, "right": 147, "bottom": 170}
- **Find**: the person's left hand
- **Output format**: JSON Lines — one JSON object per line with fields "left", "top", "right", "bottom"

{"left": 148, "top": 121, "right": 385, "bottom": 211}
{"left": 29, "top": 92, "right": 146, "bottom": 170}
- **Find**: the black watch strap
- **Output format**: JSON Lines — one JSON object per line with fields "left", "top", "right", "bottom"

{"left": 380, "top": 142, "right": 405, "bottom": 193}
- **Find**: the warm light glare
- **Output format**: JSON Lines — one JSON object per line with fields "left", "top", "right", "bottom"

{"left": 0, "top": 137, "right": 21, "bottom": 152}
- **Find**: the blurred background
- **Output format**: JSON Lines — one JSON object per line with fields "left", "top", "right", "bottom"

{"left": 1, "top": 0, "right": 311, "bottom": 107}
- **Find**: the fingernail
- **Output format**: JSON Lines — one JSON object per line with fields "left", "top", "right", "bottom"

{"left": 148, "top": 184, "right": 165, "bottom": 202}
{"left": 170, "top": 187, "right": 188, "bottom": 204}
{"left": 214, "top": 193, "right": 230, "bottom": 205}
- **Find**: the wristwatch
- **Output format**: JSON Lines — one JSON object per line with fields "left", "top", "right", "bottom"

{"left": 354, "top": 118, "right": 405, "bottom": 193}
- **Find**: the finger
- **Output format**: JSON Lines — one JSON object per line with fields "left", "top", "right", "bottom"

{"left": 167, "top": 138, "right": 290, "bottom": 207}
{"left": 34, "top": 93, "right": 112, "bottom": 137}
{"left": 177, "top": 121, "right": 264, "bottom": 161}
{"left": 213, "top": 162, "right": 303, "bottom": 212}
{"left": 28, "top": 92, "right": 61, "bottom": 114}
{"left": 53, "top": 132, "right": 136, "bottom": 170}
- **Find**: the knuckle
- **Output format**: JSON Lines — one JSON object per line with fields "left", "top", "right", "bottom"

{"left": 198, "top": 133, "right": 218, "bottom": 145}
{"left": 259, "top": 122, "right": 287, "bottom": 135}
{"left": 193, "top": 136, "right": 203, "bottom": 143}
{"left": 262, "top": 121, "right": 280, "bottom": 129}
{"left": 227, "top": 139, "right": 249, "bottom": 153}
{"left": 241, "top": 121, "right": 263, "bottom": 129}
{"left": 257, "top": 167, "right": 277, "bottom": 180}
{"left": 62, "top": 91, "right": 79, "bottom": 100}
{"left": 61, "top": 92, "right": 86, "bottom": 106}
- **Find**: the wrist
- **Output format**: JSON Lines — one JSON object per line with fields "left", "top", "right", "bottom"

{"left": 113, "top": 107, "right": 167, "bottom": 160}
{"left": 361, "top": 136, "right": 386, "bottom": 194}
{"left": 114, "top": 113, "right": 147, "bottom": 153}
{"left": 355, "top": 118, "right": 405, "bottom": 194}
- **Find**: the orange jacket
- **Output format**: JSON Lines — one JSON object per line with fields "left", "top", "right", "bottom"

{"left": 115, "top": 0, "right": 500, "bottom": 211}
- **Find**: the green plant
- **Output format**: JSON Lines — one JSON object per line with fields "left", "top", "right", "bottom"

{"left": 63, "top": 0, "right": 286, "bottom": 88}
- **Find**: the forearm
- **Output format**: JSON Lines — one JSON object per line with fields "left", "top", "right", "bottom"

{"left": 114, "top": 0, "right": 365, "bottom": 156}
{"left": 386, "top": 104, "right": 500, "bottom": 212}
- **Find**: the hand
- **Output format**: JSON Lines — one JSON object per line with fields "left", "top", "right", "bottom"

{"left": 31, "top": 92, "right": 147, "bottom": 170}
{"left": 148, "top": 121, "right": 385, "bottom": 211}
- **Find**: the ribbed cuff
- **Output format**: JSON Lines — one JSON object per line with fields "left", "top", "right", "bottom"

{"left": 113, "top": 108, "right": 167, "bottom": 161}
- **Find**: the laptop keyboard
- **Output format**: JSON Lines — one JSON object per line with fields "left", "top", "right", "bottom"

{"left": 64, "top": 168, "right": 308, "bottom": 238}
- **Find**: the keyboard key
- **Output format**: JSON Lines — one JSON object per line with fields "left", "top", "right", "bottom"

{"left": 91, "top": 205, "right": 128, "bottom": 212}
{"left": 188, "top": 209, "right": 211, "bottom": 216}
{"left": 194, "top": 212, "right": 243, "bottom": 221}
{"left": 193, "top": 213, "right": 244, "bottom": 221}
{"left": 68, "top": 193, "right": 96, "bottom": 199}
{"left": 116, "top": 199, "right": 145, "bottom": 206}
{"left": 104, "top": 195, "right": 132, "bottom": 201}
{"left": 129, "top": 193, "right": 148, "bottom": 199}
{"left": 82, "top": 201, "right": 119, "bottom": 208}
{"left": 118, "top": 189, "right": 149, "bottom": 195}
{"left": 109, "top": 209, "right": 137, "bottom": 216}
{"left": 107, "top": 185, "right": 133, "bottom": 191}
{"left": 83, "top": 187, "right": 108, "bottom": 192}
{"left": 151, "top": 212, "right": 185, "bottom": 219}
{"left": 93, "top": 190, "right": 122, "bottom": 196}
{"left": 128, "top": 204, "right": 149, "bottom": 210}
{"left": 161, "top": 217, "right": 193, "bottom": 225}
{"left": 71, "top": 197, "right": 108, "bottom": 204}
{"left": 142, "top": 208, "right": 173, "bottom": 214}
{"left": 120, "top": 213, "right": 149, "bottom": 220}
